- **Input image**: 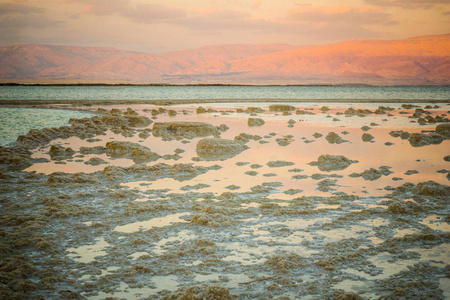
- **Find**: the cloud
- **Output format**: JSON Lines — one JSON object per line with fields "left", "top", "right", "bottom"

{"left": 171, "top": 8, "right": 255, "bottom": 31}
{"left": 0, "top": 14, "right": 61, "bottom": 29}
{"left": 287, "top": 5, "right": 396, "bottom": 26}
{"left": 122, "top": 3, "right": 186, "bottom": 22}
{"left": 0, "top": 3, "right": 44, "bottom": 16}
{"left": 363, "top": 0, "right": 450, "bottom": 9}
{"left": 0, "top": 2, "right": 63, "bottom": 46}
{"left": 252, "top": 0, "right": 262, "bottom": 10}
{"left": 0, "top": 2, "right": 61, "bottom": 29}
{"left": 76, "top": 0, "right": 186, "bottom": 23}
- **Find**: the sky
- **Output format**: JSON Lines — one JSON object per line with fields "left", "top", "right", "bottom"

{"left": 0, "top": 0, "right": 449, "bottom": 53}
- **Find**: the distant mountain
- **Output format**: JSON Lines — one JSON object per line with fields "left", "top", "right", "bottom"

{"left": 0, "top": 34, "right": 449, "bottom": 85}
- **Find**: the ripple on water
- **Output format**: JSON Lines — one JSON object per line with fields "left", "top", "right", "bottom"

{"left": 0, "top": 108, "right": 93, "bottom": 146}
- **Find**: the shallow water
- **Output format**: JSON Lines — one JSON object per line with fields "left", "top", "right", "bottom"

{"left": 1, "top": 101, "right": 449, "bottom": 299}
{"left": 1, "top": 85, "right": 449, "bottom": 101}
{"left": 0, "top": 107, "right": 93, "bottom": 146}
{"left": 26, "top": 102, "right": 450, "bottom": 198}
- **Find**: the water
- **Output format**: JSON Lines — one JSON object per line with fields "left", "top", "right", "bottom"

{"left": 1, "top": 85, "right": 449, "bottom": 147}
{"left": 0, "top": 108, "right": 93, "bottom": 146}
{"left": 1, "top": 85, "right": 449, "bottom": 101}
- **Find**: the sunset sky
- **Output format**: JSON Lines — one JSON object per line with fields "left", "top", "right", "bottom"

{"left": 1, "top": 0, "right": 449, "bottom": 53}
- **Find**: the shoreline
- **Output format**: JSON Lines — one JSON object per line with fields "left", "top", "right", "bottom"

{"left": 1, "top": 82, "right": 449, "bottom": 87}
{"left": 1, "top": 98, "right": 449, "bottom": 107}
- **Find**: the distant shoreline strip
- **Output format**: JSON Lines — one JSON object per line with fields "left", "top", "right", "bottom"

{"left": 1, "top": 83, "right": 449, "bottom": 87}
{"left": 0, "top": 99, "right": 449, "bottom": 106}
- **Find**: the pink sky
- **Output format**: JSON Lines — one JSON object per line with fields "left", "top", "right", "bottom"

{"left": 1, "top": 0, "right": 449, "bottom": 53}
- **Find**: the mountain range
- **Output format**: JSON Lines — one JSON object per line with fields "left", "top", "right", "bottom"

{"left": 0, "top": 34, "right": 449, "bottom": 85}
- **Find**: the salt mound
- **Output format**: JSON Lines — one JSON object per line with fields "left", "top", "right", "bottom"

{"left": 248, "top": 117, "right": 265, "bottom": 127}
{"left": 105, "top": 141, "right": 160, "bottom": 163}
{"left": 325, "top": 132, "right": 346, "bottom": 144}
{"left": 412, "top": 181, "right": 450, "bottom": 196}
{"left": 152, "top": 121, "right": 219, "bottom": 139}
{"left": 15, "top": 116, "right": 107, "bottom": 149}
{"left": 84, "top": 157, "right": 108, "bottom": 166}
{"left": 267, "top": 160, "right": 295, "bottom": 168}
{"left": 269, "top": 104, "right": 295, "bottom": 112}
{"left": 387, "top": 201, "right": 423, "bottom": 214}
{"left": 0, "top": 146, "right": 32, "bottom": 170}
{"left": 124, "top": 115, "right": 152, "bottom": 127}
{"left": 101, "top": 109, "right": 152, "bottom": 127}
{"left": 196, "top": 138, "right": 248, "bottom": 160}
{"left": 48, "top": 145, "right": 75, "bottom": 159}
{"left": 266, "top": 252, "right": 304, "bottom": 273}
{"left": 408, "top": 132, "right": 444, "bottom": 147}
{"left": 436, "top": 123, "right": 450, "bottom": 134}
{"left": 360, "top": 168, "right": 382, "bottom": 181}
{"left": 310, "top": 154, "right": 357, "bottom": 172}
{"left": 171, "top": 285, "right": 232, "bottom": 300}
{"left": 361, "top": 133, "right": 374, "bottom": 142}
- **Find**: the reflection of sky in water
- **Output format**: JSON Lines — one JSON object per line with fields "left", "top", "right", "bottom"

{"left": 67, "top": 237, "right": 110, "bottom": 263}
{"left": 26, "top": 103, "right": 449, "bottom": 198}
{"left": 114, "top": 212, "right": 189, "bottom": 233}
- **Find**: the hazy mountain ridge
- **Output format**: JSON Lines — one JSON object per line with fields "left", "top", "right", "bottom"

{"left": 0, "top": 34, "right": 449, "bottom": 85}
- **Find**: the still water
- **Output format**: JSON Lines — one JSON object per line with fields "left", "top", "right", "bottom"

{"left": 0, "top": 108, "right": 93, "bottom": 146}
{"left": 1, "top": 85, "right": 449, "bottom": 101}
{"left": 1, "top": 85, "right": 449, "bottom": 146}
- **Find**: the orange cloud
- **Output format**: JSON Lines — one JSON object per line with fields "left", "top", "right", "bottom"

{"left": 73, "top": 0, "right": 186, "bottom": 22}
{"left": 252, "top": 0, "right": 262, "bottom": 10}
{"left": 364, "top": 0, "right": 449, "bottom": 9}
{"left": 0, "top": 2, "right": 44, "bottom": 15}
{"left": 192, "top": 7, "right": 249, "bottom": 19}
{"left": 287, "top": 5, "right": 396, "bottom": 26}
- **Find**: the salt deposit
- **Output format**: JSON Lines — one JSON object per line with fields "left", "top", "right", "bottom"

{"left": 0, "top": 102, "right": 449, "bottom": 299}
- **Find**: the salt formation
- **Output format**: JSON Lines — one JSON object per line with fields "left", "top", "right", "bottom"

{"left": 0, "top": 146, "right": 34, "bottom": 170}
{"left": 436, "top": 123, "right": 450, "bottom": 134}
{"left": 48, "top": 145, "right": 75, "bottom": 159}
{"left": 247, "top": 117, "right": 265, "bottom": 127}
{"left": 389, "top": 123, "right": 450, "bottom": 147}
{"left": 234, "top": 133, "right": 261, "bottom": 144}
{"left": 105, "top": 141, "right": 161, "bottom": 163}
{"left": 361, "top": 133, "right": 374, "bottom": 142}
{"left": 310, "top": 154, "right": 357, "bottom": 172}
{"left": 325, "top": 132, "right": 346, "bottom": 144}
{"left": 164, "top": 285, "right": 232, "bottom": 300}
{"left": 84, "top": 157, "right": 108, "bottom": 166}
{"left": 152, "top": 121, "right": 219, "bottom": 140}
{"left": 1, "top": 101, "right": 449, "bottom": 299}
{"left": 269, "top": 104, "right": 295, "bottom": 112}
{"left": 101, "top": 108, "right": 152, "bottom": 127}
{"left": 15, "top": 116, "right": 107, "bottom": 149}
{"left": 196, "top": 138, "right": 248, "bottom": 160}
